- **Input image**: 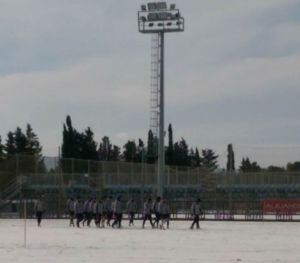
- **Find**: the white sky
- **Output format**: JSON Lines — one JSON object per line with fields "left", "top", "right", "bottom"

{"left": 0, "top": 0, "right": 300, "bottom": 167}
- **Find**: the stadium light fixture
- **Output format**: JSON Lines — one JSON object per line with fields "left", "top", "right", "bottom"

{"left": 156, "top": 2, "right": 167, "bottom": 10}
{"left": 148, "top": 13, "right": 158, "bottom": 21}
{"left": 157, "top": 12, "right": 169, "bottom": 20}
{"left": 138, "top": 2, "right": 184, "bottom": 34}
{"left": 148, "top": 3, "right": 157, "bottom": 11}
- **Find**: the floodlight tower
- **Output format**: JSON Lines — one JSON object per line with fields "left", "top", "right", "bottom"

{"left": 138, "top": 2, "right": 184, "bottom": 197}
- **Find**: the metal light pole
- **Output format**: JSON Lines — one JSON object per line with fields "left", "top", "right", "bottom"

{"left": 158, "top": 31, "right": 165, "bottom": 198}
{"left": 140, "top": 147, "right": 146, "bottom": 205}
{"left": 138, "top": 2, "right": 184, "bottom": 197}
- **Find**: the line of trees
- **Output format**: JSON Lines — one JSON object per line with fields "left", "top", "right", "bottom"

{"left": 0, "top": 124, "right": 42, "bottom": 159}
{"left": 238, "top": 157, "right": 300, "bottom": 173}
{"left": 0, "top": 124, "right": 45, "bottom": 186}
{"left": 1, "top": 115, "right": 300, "bottom": 173}
{"left": 61, "top": 116, "right": 219, "bottom": 170}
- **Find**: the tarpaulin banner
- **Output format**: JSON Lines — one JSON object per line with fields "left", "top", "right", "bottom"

{"left": 262, "top": 199, "right": 300, "bottom": 214}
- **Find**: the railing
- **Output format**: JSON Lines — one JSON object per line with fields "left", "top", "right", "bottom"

{"left": 0, "top": 177, "right": 21, "bottom": 201}
{"left": 1, "top": 155, "right": 300, "bottom": 186}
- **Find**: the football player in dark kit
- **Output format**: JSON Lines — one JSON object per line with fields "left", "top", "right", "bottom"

{"left": 86, "top": 198, "right": 94, "bottom": 227}
{"left": 75, "top": 198, "right": 84, "bottom": 228}
{"left": 152, "top": 196, "right": 161, "bottom": 228}
{"left": 66, "top": 197, "right": 75, "bottom": 227}
{"left": 142, "top": 198, "right": 154, "bottom": 228}
{"left": 105, "top": 196, "right": 113, "bottom": 226}
{"left": 35, "top": 195, "right": 45, "bottom": 227}
{"left": 101, "top": 196, "right": 108, "bottom": 227}
{"left": 190, "top": 198, "right": 202, "bottom": 229}
{"left": 126, "top": 198, "right": 137, "bottom": 226}
{"left": 82, "top": 198, "right": 91, "bottom": 227}
{"left": 165, "top": 198, "right": 171, "bottom": 229}
{"left": 93, "top": 198, "right": 103, "bottom": 228}
{"left": 111, "top": 196, "right": 123, "bottom": 229}
{"left": 158, "top": 198, "right": 170, "bottom": 230}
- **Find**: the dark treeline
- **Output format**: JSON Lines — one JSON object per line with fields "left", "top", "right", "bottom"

{"left": 239, "top": 157, "right": 300, "bottom": 173}
{"left": 0, "top": 124, "right": 46, "bottom": 179}
{"left": 0, "top": 124, "right": 42, "bottom": 159}
{"left": 61, "top": 116, "right": 219, "bottom": 170}
{"left": 1, "top": 115, "right": 300, "bottom": 173}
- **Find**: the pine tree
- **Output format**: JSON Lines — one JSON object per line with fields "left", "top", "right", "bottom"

{"left": 173, "top": 138, "right": 189, "bottom": 166}
{"left": 0, "top": 136, "right": 4, "bottom": 161}
{"left": 111, "top": 145, "right": 121, "bottom": 161}
{"left": 123, "top": 140, "right": 138, "bottom": 162}
{"left": 62, "top": 115, "right": 80, "bottom": 159}
{"left": 239, "top": 157, "right": 261, "bottom": 172}
{"left": 267, "top": 166, "right": 285, "bottom": 172}
{"left": 189, "top": 148, "right": 195, "bottom": 167}
{"left": 287, "top": 162, "right": 300, "bottom": 172}
{"left": 98, "top": 136, "right": 112, "bottom": 161}
{"left": 25, "top": 124, "right": 42, "bottom": 155}
{"left": 14, "top": 127, "right": 27, "bottom": 153}
{"left": 25, "top": 124, "right": 45, "bottom": 172}
{"left": 202, "top": 148, "right": 219, "bottom": 171}
{"left": 240, "top": 158, "right": 250, "bottom": 172}
{"left": 190, "top": 148, "right": 202, "bottom": 167}
{"left": 5, "top": 132, "right": 16, "bottom": 156}
{"left": 195, "top": 148, "right": 202, "bottom": 167}
{"left": 80, "top": 127, "right": 98, "bottom": 160}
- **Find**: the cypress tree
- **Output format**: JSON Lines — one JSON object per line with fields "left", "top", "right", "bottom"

{"left": 166, "top": 124, "right": 174, "bottom": 165}
{"left": 146, "top": 130, "right": 156, "bottom": 164}
{"left": 137, "top": 138, "right": 145, "bottom": 163}
{"left": 226, "top": 144, "right": 235, "bottom": 173}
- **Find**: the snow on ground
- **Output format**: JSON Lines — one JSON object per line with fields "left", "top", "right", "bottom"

{"left": 0, "top": 219, "right": 300, "bottom": 263}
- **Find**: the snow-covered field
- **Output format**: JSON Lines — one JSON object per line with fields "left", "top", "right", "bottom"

{"left": 1, "top": 219, "right": 300, "bottom": 263}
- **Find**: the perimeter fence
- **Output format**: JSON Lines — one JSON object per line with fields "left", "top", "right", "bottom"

{"left": 1, "top": 155, "right": 300, "bottom": 220}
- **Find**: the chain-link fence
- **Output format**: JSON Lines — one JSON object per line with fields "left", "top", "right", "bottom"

{"left": 1, "top": 155, "right": 300, "bottom": 219}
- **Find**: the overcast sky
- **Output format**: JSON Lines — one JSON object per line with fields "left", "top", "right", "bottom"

{"left": 0, "top": 0, "right": 300, "bottom": 167}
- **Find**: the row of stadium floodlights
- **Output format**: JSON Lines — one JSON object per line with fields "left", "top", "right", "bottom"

{"left": 140, "top": 2, "right": 183, "bottom": 27}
